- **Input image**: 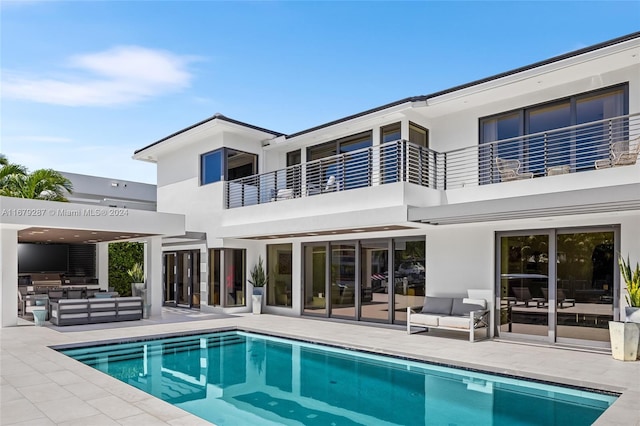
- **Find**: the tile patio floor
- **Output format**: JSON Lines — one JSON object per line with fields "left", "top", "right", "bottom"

{"left": 1, "top": 311, "right": 639, "bottom": 425}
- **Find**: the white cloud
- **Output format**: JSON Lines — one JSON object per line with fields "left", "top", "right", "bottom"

{"left": 2, "top": 46, "right": 196, "bottom": 106}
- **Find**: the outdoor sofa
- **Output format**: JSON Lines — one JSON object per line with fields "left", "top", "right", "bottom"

{"left": 407, "top": 296, "right": 490, "bottom": 342}
{"left": 49, "top": 297, "right": 143, "bottom": 326}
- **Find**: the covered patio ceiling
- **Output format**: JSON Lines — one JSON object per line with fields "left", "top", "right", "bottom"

{"left": 18, "top": 227, "right": 154, "bottom": 244}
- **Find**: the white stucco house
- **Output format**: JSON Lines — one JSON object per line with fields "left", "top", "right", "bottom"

{"left": 129, "top": 31, "right": 640, "bottom": 349}
{"left": 2, "top": 32, "right": 639, "bottom": 352}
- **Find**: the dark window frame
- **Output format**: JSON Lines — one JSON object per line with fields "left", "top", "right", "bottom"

{"left": 479, "top": 83, "right": 629, "bottom": 183}
{"left": 200, "top": 147, "right": 258, "bottom": 186}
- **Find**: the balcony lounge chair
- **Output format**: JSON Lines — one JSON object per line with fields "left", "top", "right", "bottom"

{"left": 594, "top": 137, "right": 640, "bottom": 169}
{"left": 541, "top": 288, "right": 576, "bottom": 308}
{"left": 496, "top": 157, "right": 533, "bottom": 182}
{"left": 272, "top": 188, "right": 294, "bottom": 201}
{"left": 511, "top": 287, "right": 545, "bottom": 308}
{"left": 324, "top": 175, "right": 337, "bottom": 192}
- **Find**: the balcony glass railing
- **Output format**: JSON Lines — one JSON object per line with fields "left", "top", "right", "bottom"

{"left": 225, "top": 114, "right": 639, "bottom": 208}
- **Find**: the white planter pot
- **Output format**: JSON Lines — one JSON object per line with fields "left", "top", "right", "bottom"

{"left": 625, "top": 306, "right": 640, "bottom": 323}
{"left": 252, "top": 294, "right": 263, "bottom": 314}
{"left": 609, "top": 321, "right": 640, "bottom": 361}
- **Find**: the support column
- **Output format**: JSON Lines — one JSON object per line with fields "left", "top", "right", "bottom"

{"left": 1, "top": 228, "right": 18, "bottom": 327}
{"left": 145, "top": 236, "right": 163, "bottom": 318}
{"left": 97, "top": 242, "right": 109, "bottom": 291}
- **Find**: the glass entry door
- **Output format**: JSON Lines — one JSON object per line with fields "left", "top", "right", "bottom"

{"left": 556, "top": 231, "right": 614, "bottom": 345}
{"left": 164, "top": 253, "right": 176, "bottom": 305}
{"left": 498, "top": 228, "right": 618, "bottom": 347}
{"left": 499, "top": 233, "right": 551, "bottom": 340}
{"left": 164, "top": 250, "right": 200, "bottom": 309}
{"left": 360, "top": 240, "right": 390, "bottom": 323}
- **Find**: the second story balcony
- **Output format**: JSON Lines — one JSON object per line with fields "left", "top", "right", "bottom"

{"left": 225, "top": 113, "right": 639, "bottom": 209}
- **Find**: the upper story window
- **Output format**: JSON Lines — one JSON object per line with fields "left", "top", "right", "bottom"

{"left": 200, "top": 148, "right": 257, "bottom": 185}
{"left": 307, "top": 131, "right": 373, "bottom": 161}
{"left": 480, "top": 84, "right": 628, "bottom": 182}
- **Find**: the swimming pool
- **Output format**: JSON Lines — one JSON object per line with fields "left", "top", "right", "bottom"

{"left": 59, "top": 330, "right": 617, "bottom": 425}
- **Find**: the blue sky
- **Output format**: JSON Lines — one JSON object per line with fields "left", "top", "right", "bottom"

{"left": 1, "top": 1, "right": 639, "bottom": 184}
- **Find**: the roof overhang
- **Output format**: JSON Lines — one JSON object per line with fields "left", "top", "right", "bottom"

{"left": 134, "top": 115, "right": 282, "bottom": 163}
{"left": 0, "top": 196, "right": 185, "bottom": 243}
{"left": 408, "top": 183, "right": 640, "bottom": 225}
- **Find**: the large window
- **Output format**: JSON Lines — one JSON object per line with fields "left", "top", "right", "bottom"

{"left": 267, "top": 244, "right": 292, "bottom": 307}
{"left": 480, "top": 84, "right": 628, "bottom": 182}
{"left": 307, "top": 131, "right": 372, "bottom": 192}
{"left": 201, "top": 148, "right": 257, "bottom": 185}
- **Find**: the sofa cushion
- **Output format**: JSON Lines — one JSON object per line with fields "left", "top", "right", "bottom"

{"left": 410, "top": 313, "right": 442, "bottom": 327}
{"left": 451, "top": 298, "right": 486, "bottom": 316}
{"left": 439, "top": 316, "right": 471, "bottom": 329}
{"left": 421, "top": 297, "right": 453, "bottom": 315}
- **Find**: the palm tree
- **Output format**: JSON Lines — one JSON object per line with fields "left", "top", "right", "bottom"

{"left": 0, "top": 155, "right": 73, "bottom": 201}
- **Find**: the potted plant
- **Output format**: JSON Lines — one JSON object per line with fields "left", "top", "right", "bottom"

{"left": 248, "top": 256, "right": 267, "bottom": 314}
{"left": 608, "top": 255, "right": 640, "bottom": 361}
{"left": 127, "top": 262, "right": 149, "bottom": 318}
{"left": 619, "top": 255, "right": 640, "bottom": 322}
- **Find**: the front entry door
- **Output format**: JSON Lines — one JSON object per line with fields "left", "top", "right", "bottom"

{"left": 164, "top": 250, "right": 200, "bottom": 309}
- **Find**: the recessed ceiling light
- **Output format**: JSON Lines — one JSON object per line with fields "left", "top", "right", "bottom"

{"left": 74, "top": 235, "right": 80, "bottom": 237}
{"left": 91, "top": 232, "right": 98, "bottom": 235}
{"left": 59, "top": 237, "right": 64, "bottom": 240}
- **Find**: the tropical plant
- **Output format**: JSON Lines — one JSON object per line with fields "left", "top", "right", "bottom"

{"left": 127, "top": 262, "right": 145, "bottom": 283}
{"left": 619, "top": 255, "right": 640, "bottom": 307}
{"left": 109, "top": 242, "right": 144, "bottom": 296}
{"left": 248, "top": 256, "right": 267, "bottom": 288}
{"left": 0, "top": 156, "right": 72, "bottom": 201}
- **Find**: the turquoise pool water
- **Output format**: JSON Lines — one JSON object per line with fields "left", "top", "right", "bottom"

{"left": 59, "top": 331, "right": 616, "bottom": 425}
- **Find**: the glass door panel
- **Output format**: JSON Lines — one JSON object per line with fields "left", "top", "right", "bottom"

{"left": 556, "top": 232, "right": 614, "bottom": 343}
{"left": 225, "top": 249, "right": 245, "bottom": 307}
{"left": 393, "top": 238, "right": 426, "bottom": 324}
{"left": 575, "top": 88, "right": 626, "bottom": 171}
{"left": 303, "top": 245, "right": 327, "bottom": 315}
{"left": 176, "top": 252, "right": 190, "bottom": 306}
{"left": 191, "top": 251, "right": 200, "bottom": 308}
{"left": 499, "top": 234, "right": 550, "bottom": 338}
{"left": 164, "top": 253, "right": 176, "bottom": 305}
{"left": 360, "top": 240, "right": 390, "bottom": 323}
{"left": 330, "top": 244, "right": 356, "bottom": 319}
{"left": 208, "top": 249, "right": 220, "bottom": 306}
{"left": 527, "top": 102, "right": 571, "bottom": 175}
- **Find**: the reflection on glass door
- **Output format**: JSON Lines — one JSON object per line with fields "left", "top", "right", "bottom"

{"left": 330, "top": 244, "right": 356, "bottom": 319}
{"left": 165, "top": 250, "right": 200, "bottom": 308}
{"left": 303, "top": 245, "right": 327, "bottom": 315}
{"left": 556, "top": 231, "right": 614, "bottom": 344}
{"left": 499, "top": 234, "right": 550, "bottom": 338}
{"left": 177, "top": 252, "right": 191, "bottom": 306}
{"left": 360, "top": 240, "right": 390, "bottom": 323}
{"left": 164, "top": 253, "right": 176, "bottom": 305}
{"left": 393, "top": 238, "right": 426, "bottom": 324}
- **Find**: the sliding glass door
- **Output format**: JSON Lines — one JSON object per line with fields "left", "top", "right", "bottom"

{"left": 497, "top": 227, "right": 618, "bottom": 347}
{"left": 498, "top": 233, "right": 551, "bottom": 340}
{"left": 556, "top": 231, "right": 615, "bottom": 344}
{"left": 303, "top": 237, "right": 425, "bottom": 325}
